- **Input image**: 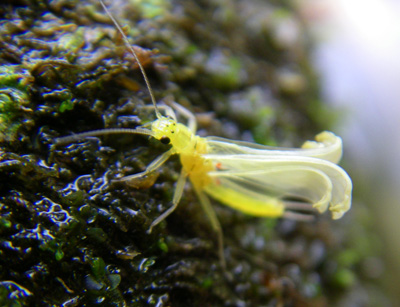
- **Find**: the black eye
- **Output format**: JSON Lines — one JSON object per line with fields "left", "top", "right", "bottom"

{"left": 160, "top": 136, "right": 170, "bottom": 144}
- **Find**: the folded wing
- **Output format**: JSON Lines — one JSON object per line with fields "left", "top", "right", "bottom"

{"left": 203, "top": 132, "right": 352, "bottom": 219}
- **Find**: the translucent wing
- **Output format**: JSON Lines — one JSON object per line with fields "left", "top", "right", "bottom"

{"left": 206, "top": 131, "right": 343, "bottom": 163}
{"left": 203, "top": 132, "right": 352, "bottom": 219}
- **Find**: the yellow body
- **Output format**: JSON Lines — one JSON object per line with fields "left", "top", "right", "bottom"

{"left": 152, "top": 118, "right": 215, "bottom": 189}
{"left": 204, "top": 185, "right": 284, "bottom": 217}
{"left": 151, "top": 118, "right": 287, "bottom": 217}
{"left": 150, "top": 117, "right": 352, "bottom": 219}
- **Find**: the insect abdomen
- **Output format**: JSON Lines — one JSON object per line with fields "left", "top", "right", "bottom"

{"left": 204, "top": 184, "right": 285, "bottom": 217}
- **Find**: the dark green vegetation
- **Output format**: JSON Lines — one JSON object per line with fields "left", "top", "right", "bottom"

{"left": 0, "top": 0, "right": 386, "bottom": 306}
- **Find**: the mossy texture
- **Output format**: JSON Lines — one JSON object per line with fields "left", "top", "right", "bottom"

{"left": 0, "top": 0, "right": 386, "bottom": 306}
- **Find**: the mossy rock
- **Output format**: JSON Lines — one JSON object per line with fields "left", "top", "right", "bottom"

{"left": 0, "top": 0, "right": 386, "bottom": 306}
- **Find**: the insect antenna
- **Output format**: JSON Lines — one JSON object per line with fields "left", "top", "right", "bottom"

{"left": 54, "top": 127, "right": 155, "bottom": 145}
{"left": 99, "top": 0, "right": 162, "bottom": 119}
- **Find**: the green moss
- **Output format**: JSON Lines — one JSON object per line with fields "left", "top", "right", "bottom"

{"left": 59, "top": 100, "right": 74, "bottom": 112}
{"left": 40, "top": 239, "right": 65, "bottom": 261}
{"left": 129, "top": 0, "right": 170, "bottom": 19}
{"left": 107, "top": 274, "right": 121, "bottom": 290}
{"left": 157, "top": 238, "right": 169, "bottom": 253}
{"left": 0, "top": 66, "right": 32, "bottom": 141}
{"left": 207, "top": 53, "right": 243, "bottom": 90}
{"left": 0, "top": 0, "right": 387, "bottom": 305}
{"left": 184, "top": 43, "right": 199, "bottom": 56}
{"left": 0, "top": 66, "right": 32, "bottom": 90}
{"left": 55, "top": 27, "right": 85, "bottom": 62}
{"left": 252, "top": 106, "right": 276, "bottom": 144}
{"left": 201, "top": 277, "right": 213, "bottom": 289}
{"left": 0, "top": 281, "right": 32, "bottom": 307}
{"left": 90, "top": 257, "right": 106, "bottom": 279}
{"left": 0, "top": 216, "right": 12, "bottom": 229}
{"left": 332, "top": 269, "right": 356, "bottom": 289}
{"left": 337, "top": 249, "right": 361, "bottom": 267}
{"left": 87, "top": 227, "right": 108, "bottom": 243}
{"left": 55, "top": 249, "right": 64, "bottom": 261}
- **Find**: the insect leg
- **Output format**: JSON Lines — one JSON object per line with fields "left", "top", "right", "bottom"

{"left": 138, "top": 104, "right": 177, "bottom": 121}
{"left": 193, "top": 186, "right": 226, "bottom": 270}
{"left": 118, "top": 148, "right": 174, "bottom": 182}
{"left": 168, "top": 101, "right": 197, "bottom": 133}
{"left": 147, "top": 168, "right": 188, "bottom": 233}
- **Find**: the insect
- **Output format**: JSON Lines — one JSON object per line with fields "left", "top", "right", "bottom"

{"left": 55, "top": 0, "right": 352, "bottom": 268}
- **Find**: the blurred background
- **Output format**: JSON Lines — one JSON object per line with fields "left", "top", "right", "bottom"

{"left": 299, "top": 0, "right": 400, "bottom": 304}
